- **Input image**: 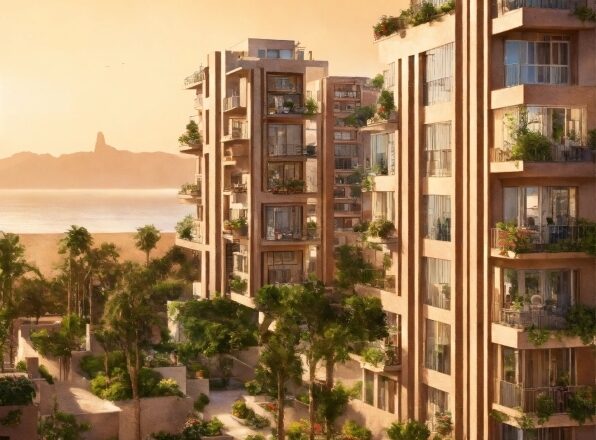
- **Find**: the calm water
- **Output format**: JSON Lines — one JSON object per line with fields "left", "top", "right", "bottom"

{"left": 0, "top": 189, "right": 194, "bottom": 233}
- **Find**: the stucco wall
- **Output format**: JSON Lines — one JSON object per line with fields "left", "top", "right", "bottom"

{"left": 116, "top": 395, "right": 193, "bottom": 440}
{"left": 0, "top": 404, "right": 38, "bottom": 440}
{"left": 186, "top": 378, "right": 209, "bottom": 399}
{"left": 153, "top": 366, "right": 187, "bottom": 395}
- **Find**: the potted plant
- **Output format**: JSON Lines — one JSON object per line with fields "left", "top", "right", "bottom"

{"left": 286, "top": 179, "right": 305, "bottom": 194}
{"left": 229, "top": 275, "right": 247, "bottom": 294}
{"left": 282, "top": 100, "right": 295, "bottom": 113}
{"left": 435, "top": 411, "right": 453, "bottom": 437}
{"left": 305, "top": 144, "right": 316, "bottom": 156}
{"left": 178, "top": 120, "right": 202, "bottom": 147}
{"left": 229, "top": 217, "right": 248, "bottom": 237}
{"left": 304, "top": 97, "right": 318, "bottom": 115}
{"left": 306, "top": 220, "right": 317, "bottom": 239}
{"left": 176, "top": 215, "right": 195, "bottom": 240}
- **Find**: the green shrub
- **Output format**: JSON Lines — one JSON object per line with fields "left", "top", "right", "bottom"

{"left": 361, "top": 347, "right": 385, "bottom": 366}
{"left": 178, "top": 120, "right": 202, "bottom": 146}
{"left": 0, "top": 376, "right": 36, "bottom": 405}
{"left": 510, "top": 131, "right": 553, "bottom": 161}
{"left": 342, "top": 420, "right": 372, "bottom": 440}
{"left": 371, "top": 74, "right": 384, "bottom": 90}
{"left": 39, "top": 365, "right": 55, "bottom": 385}
{"left": 304, "top": 98, "right": 318, "bottom": 115}
{"left": 377, "top": 90, "right": 395, "bottom": 120}
{"left": 245, "top": 436, "right": 265, "bottom": 440}
{"left": 367, "top": 218, "right": 395, "bottom": 239}
{"left": 194, "top": 393, "right": 210, "bottom": 412}
{"left": 155, "top": 378, "right": 183, "bottom": 397}
{"left": 229, "top": 275, "right": 248, "bottom": 293}
{"left": 287, "top": 420, "right": 309, "bottom": 440}
{"left": 232, "top": 399, "right": 250, "bottom": 418}
{"left": 80, "top": 354, "right": 104, "bottom": 378}
{"left": 244, "top": 379, "right": 264, "bottom": 396}
{"left": 567, "top": 387, "right": 595, "bottom": 425}
{"left": 565, "top": 304, "right": 596, "bottom": 345}
{"left": 149, "top": 432, "right": 181, "bottom": 440}
{"left": 176, "top": 215, "right": 195, "bottom": 240}
{"left": 344, "top": 106, "right": 376, "bottom": 128}
{"left": 587, "top": 129, "right": 596, "bottom": 149}
{"left": 15, "top": 360, "right": 27, "bottom": 373}
{"left": 536, "top": 393, "right": 555, "bottom": 424}
{"left": 387, "top": 420, "right": 430, "bottom": 440}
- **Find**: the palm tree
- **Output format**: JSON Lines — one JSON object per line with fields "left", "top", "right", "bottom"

{"left": 134, "top": 225, "right": 161, "bottom": 266}
{"left": 84, "top": 243, "right": 120, "bottom": 324}
{"left": 59, "top": 226, "right": 93, "bottom": 315}
{"left": 102, "top": 263, "right": 161, "bottom": 440}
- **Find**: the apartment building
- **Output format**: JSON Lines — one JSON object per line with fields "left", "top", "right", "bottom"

{"left": 358, "top": 0, "right": 596, "bottom": 439}
{"left": 177, "top": 39, "right": 328, "bottom": 305}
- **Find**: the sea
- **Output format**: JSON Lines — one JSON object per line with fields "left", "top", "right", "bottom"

{"left": 0, "top": 189, "right": 194, "bottom": 233}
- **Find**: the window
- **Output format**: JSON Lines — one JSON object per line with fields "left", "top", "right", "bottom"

{"left": 504, "top": 36, "right": 570, "bottom": 87}
{"left": 264, "top": 251, "right": 303, "bottom": 284}
{"left": 267, "top": 162, "right": 302, "bottom": 190}
{"left": 424, "top": 43, "right": 454, "bottom": 105}
{"left": 335, "top": 144, "right": 359, "bottom": 157}
{"left": 425, "top": 319, "right": 451, "bottom": 374}
{"left": 264, "top": 206, "right": 303, "bottom": 240}
{"left": 424, "top": 195, "right": 451, "bottom": 241}
{"left": 364, "top": 369, "right": 375, "bottom": 405}
{"left": 334, "top": 217, "right": 360, "bottom": 231}
{"left": 268, "top": 124, "right": 303, "bottom": 156}
{"left": 267, "top": 74, "right": 302, "bottom": 114}
{"left": 334, "top": 187, "right": 347, "bottom": 198}
{"left": 334, "top": 85, "right": 360, "bottom": 99}
{"left": 502, "top": 186, "right": 577, "bottom": 228}
{"left": 334, "top": 202, "right": 361, "bottom": 212}
{"left": 334, "top": 131, "right": 356, "bottom": 141}
{"left": 425, "top": 386, "right": 449, "bottom": 432}
{"left": 425, "top": 122, "right": 451, "bottom": 177}
{"left": 378, "top": 376, "right": 397, "bottom": 413}
{"left": 373, "top": 192, "right": 395, "bottom": 223}
{"left": 335, "top": 158, "right": 357, "bottom": 170}
{"left": 384, "top": 62, "right": 395, "bottom": 89}
{"left": 502, "top": 425, "right": 572, "bottom": 440}
{"left": 423, "top": 258, "right": 451, "bottom": 310}
{"left": 370, "top": 133, "right": 394, "bottom": 175}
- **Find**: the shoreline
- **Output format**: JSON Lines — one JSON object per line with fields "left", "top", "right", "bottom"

{"left": 18, "top": 232, "right": 176, "bottom": 277}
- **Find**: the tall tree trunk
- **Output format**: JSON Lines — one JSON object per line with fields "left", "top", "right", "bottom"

{"left": 277, "top": 371, "right": 286, "bottom": 440}
{"left": 145, "top": 251, "right": 150, "bottom": 266}
{"left": 67, "top": 258, "right": 72, "bottom": 315}
{"left": 325, "top": 356, "right": 335, "bottom": 390}
{"left": 88, "top": 277, "right": 93, "bottom": 325}
{"left": 308, "top": 358, "right": 316, "bottom": 440}
{"left": 128, "top": 344, "right": 142, "bottom": 440}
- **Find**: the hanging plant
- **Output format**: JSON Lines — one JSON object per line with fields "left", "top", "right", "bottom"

{"left": 535, "top": 393, "right": 555, "bottom": 425}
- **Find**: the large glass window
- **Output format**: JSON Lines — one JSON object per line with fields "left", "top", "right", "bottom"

{"left": 425, "top": 122, "right": 452, "bottom": 177}
{"left": 335, "top": 144, "right": 359, "bottom": 157}
{"left": 268, "top": 124, "right": 303, "bottom": 156}
{"left": 424, "top": 195, "right": 451, "bottom": 241}
{"left": 502, "top": 186, "right": 577, "bottom": 228}
{"left": 378, "top": 376, "right": 397, "bottom": 413}
{"left": 267, "top": 74, "right": 302, "bottom": 114}
{"left": 370, "top": 133, "right": 394, "bottom": 175}
{"left": 423, "top": 258, "right": 451, "bottom": 310}
{"left": 425, "top": 386, "right": 449, "bottom": 432}
{"left": 364, "top": 370, "right": 375, "bottom": 405}
{"left": 425, "top": 320, "right": 451, "bottom": 374}
{"left": 264, "top": 251, "right": 303, "bottom": 284}
{"left": 424, "top": 43, "right": 454, "bottom": 105}
{"left": 334, "top": 131, "right": 356, "bottom": 141}
{"left": 267, "top": 162, "right": 303, "bottom": 191}
{"left": 504, "top": 36, "right": 570, "bottom": 87}
{"left": 335, "top": 158, "right": 358, "bottom": 170}
{"left": 264, "top": 206, "right": 303, "bottom": 240}
{"left": 373, "top": 192, "right": 395, "bottom": 223}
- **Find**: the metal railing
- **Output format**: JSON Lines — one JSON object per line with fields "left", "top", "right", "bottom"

{"left": 497, "top": 380, "right": 591, "bottom": 413}
{"left": 224, "top": 123, "right": 248, "bottom": 140}
{"left": 498, "top": 0, "right": 585, "bottom": 15}
{"left": 505, "top": 64, "right": 569, "bottom": 87}
{"left": 184, "top": 69, "right": 206, "bottom": 87}
{"left": 334, "top": 90, "right": 361, "bottom": 99}
{"left": 498, "top": 307, "right": 569, "bottom": 329}
{"left": 264, "top": 227, "right": 320, "bottom": 242}
{"left": 424, "top": 77, "right": 452, "bottom": 106}
{"left": 223, "top": 95, "right": 241, "bottom": 111}
{"left": 268, "top": 143, "right": 317, "bottom": 156}
{"left": 490, "top": 224, "right": 595, "bottom": 253}
{"left": 490, "top": 144, "right": 594, "bottom": 162}
{"left": 425, "top": 149, "right": 452, "bottom": 177}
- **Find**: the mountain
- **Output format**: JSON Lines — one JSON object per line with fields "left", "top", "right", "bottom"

{"left": 0, "top": 133, "right": 195, "bottom": 188}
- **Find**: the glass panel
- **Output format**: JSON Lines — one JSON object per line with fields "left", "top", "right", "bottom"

{"left": 364, "top": 370, "right": 374, "bottom": 405}
{"left": 279, "top": 49, "right": 292, "bottom": 59}
{"left": 424, "top": 195, "right": 451, "bottom": 241}
{"left": 423, "top": 258, "right": 451, "bottom": 310}
{"left": 425, "top": 319, "right": 451, "bottom": 374}
{"left": 424, "top": 43, "right": 454, "bottom": 105}
{"left": 264, "top": 206, "right": 302, "bottom": 240}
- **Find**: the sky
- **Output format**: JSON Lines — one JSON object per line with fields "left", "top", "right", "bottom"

{"left": 0, "top": 0, "right": 398, "bottom": 159}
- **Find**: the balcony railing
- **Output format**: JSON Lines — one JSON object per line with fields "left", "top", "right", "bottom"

{"left": 223, "top": 124, "right": 248, "bottom": 141}
{"left": 490, "top": 224, "right": 595, "bottom": 254}
{"left": 193, "top": 95, "right": 203, "bottom": 110}
{"left": 424, "top": 77, "right": 452, "bottom": 106}
{"left": 334, "top": 90, "right": 361, "bottom": 99}
{"left": 224, "top": 182, "right": 247, "bottom": 193}
{"left": 505, "top": 64, "right": 569, "bottom": 87}
{"left": 223, "top": 95, "right": 242, "bottom": 111}
{"left": 490, "top": 144, "right": 594, "bottom": 162}
{"left": 498, "top": 0, "right": 585, "bottom": 15}
{"left": 360, "top": 269, "right": 397, "bottom": 293}
{"left": 268, "top": 144, "right": 317, "bottom": 157}
{"left": 184, "top": 69, "right": 206, "bottom": 87}
{"left": 498, "top": 307, "right": 569, "bottom": 330}
{"left": 265, "top": 268, "right": 307, "bottom": 285}
{"left": 425, "top": 149, "right": 452, "bottom": 177}
{"left": 497, "top": 380, "right": 591, "bottom": 414}
{"left": 264, "top": 227, "right": 320, "bottom": 242}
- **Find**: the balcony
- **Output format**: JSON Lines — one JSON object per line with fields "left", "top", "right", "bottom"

{"left": 496, "top": 380, "right": 595, "bottom": 420}
{"left": 178, "top": 183, "right": 202, "bottom": 203}
{"left": 359, "top": 269, "right": 397, "bottom": 294}
{"left": 493, "top": 1, "right": 594, "bottom": 34}
{"left": 497, "top": 307, "right": 569, "bottom": 330}
{"left": 184, "top": 69, "right": 206, "bottom": 89}
{"left": 489, "top": 144, "right": 594, "bottom": 175}
{"left": 505, "top": 64, "right": 569, "bottom": 88}
{"left": 353, "top": 342, "right": 401, "bottom": 373}
{"left": 193, "top": 95, "right": 203, "bottom": 110}
{"left": 361, "top": 111, "right": 398, "bottom": 133}
{"left": 268, "top": 143, "right": 317, "bottom": 157}
{"left": 223, "top": 95, "right": 245, "bottom": 114}
{"left": 222, "top": 123, "right": 249, "bottom": 143}
{"left": 425, "top": 149, "right": 452, "bottom": 177}
{"left": 490, "top": 224, "right": 596, "bottom": 258}
{"left": 175, "top": 221, "right": 204, "bottom": 251}
{"left": 263, "top": 227, "right": 320, "bottom": 243}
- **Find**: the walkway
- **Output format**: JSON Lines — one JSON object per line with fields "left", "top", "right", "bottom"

{"left": 55, "top": 382, "right": 121, "bottom": 415}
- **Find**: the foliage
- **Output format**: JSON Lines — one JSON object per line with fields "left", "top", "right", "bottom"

{"left": 495, "top": 222, "right": 532, "bottom": 255}
{"left": 344, "top": 106, "right": 376, "bottom": 128}
{"left": 178, "top": 120, "right": 202, "bottom": 146}
{"left": 231, "top": 400, "right": 271, "bottom": 429}
{"left": 80, "top": 351, "right": 126, "bottom": 379}
{"left": 564, "top": 304, "right": 596, "bottom": 345}
{"left": 39, "top": 365, "right": 55, "bottom": 384}
{"left": 0, "top": 408, "right": 22, "bottom": 426}
{"left": 173, "top": 298, "right": 257, "bottom": 357}
{"left": 587, "top": 129, "right": 596, "bottom": 149}
{"left": 367, "top": 218, "right": 395, "bottom": 239}
{"left": 567, "top": 387, "right": 595, "bottom": 425}
{"left": 194, "top": 393, "right": 210, "bottom": 412}
{"left": 572, "top": 6, "right": 596, "bottom": 22}
{"left": 489, "top": 409, "right": 509, "bottom": 423}
{"left": 244, "top": 379, "right": 265, "bottom": 396}
{"left": 371, "top": 74, "right": 384, "bottom": 90}
{"left": 15, "top": 277, "right": 52, "bottom": 324}
{"left": 149, "top": 433, "right": 181, "bottom": 440}
{"left": 334, "top": 245, "right": 375, "bottom": 289}
{"left": 0, "top": 376, "right": 36, "bottom": 405}
{"left": 373, "top": 15, "right": 407, "bottom": 40}
{"left": 38, "top": 404, "right": 90, "bottom": 440}
{"left": 377, "top": 90, "right": 395, "bottom": 120}
{"left": 228, "top": 217, "right": 248, "bottom": 231}
{"left": 440, "top": 0, "right": 456, "bottom": 14}
{"left": 510, "top": 131, "right": 553, "bottom": 161}
{"left": 304, "top": 97, "right": 318, "bottom": 115}
{"left": 15, "top": 360, "right": 27, "bottom": 372}
{"left": 386, "top": 420, "right": 430, "bottom": 440}
{"left": 135, "top": 225, "right": 161, "bottom": 265}
{"left": 341, "top": 420, "right": 372, "bottom": 440}
{"left": 176, "top": 215, "right": 195, "bottom": 241}
{"left": 287, "top": 420, "right": 310, "bottom": 440}
{"left": 535, "top": 393, "right": 555, "bottom": 424}
{"left": 316, "top": 384, "right": 357, "bottom": 435}
{"left": 232, "top": 399, "right": 251, "bottom": 418}
{"left": 527, "top": 326, "right": 550, "bottom": 347}
{"left": 182, "top": 416, "right": 224, "bottom": 437}
{"left": 245, "top": 436, "right": 266, "bottom": 440}
{"left": 514, "top": 412, "right": 535, "bottom": 432}
{"left": 90, "top": 367, "right": 182, "bottom": 400}
{"left": 435, "top": 411, "right": 453, "bottom": 436}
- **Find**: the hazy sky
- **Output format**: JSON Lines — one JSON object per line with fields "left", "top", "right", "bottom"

{"left": 0, "top": 0, "right": 397, "bottom": 159}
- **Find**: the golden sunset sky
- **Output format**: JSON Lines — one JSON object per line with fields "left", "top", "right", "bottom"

{"left": 0, "top": 0, "right": 398, "bottom": 159}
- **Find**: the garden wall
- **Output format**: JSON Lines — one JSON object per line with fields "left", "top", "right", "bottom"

{"left": 186, "top": 378, "right": 209, "bottom": 399}
{"left": 0, "top": 404, "right": 38, "bottom": 440}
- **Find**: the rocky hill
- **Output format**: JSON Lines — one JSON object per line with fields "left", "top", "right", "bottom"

{"left": 0, "top": 133, "right": 195, "bottom": 188}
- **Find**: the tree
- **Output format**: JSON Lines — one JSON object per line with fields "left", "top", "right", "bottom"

{"left": 30, "top": 314, "right": 86, "bottom": 380}
{"left": 16, "top": 277, "right": 51, "bottom": 324}
{"left": 83, "top": 242, "right": 121, "bottom": 324}
{"left": 38, "top": 402, "right": 90, "bottom": 440}
{"left": 316, "top": 384, "right": 358, "bottom": 439}
{"left": 387, "top": 420, "right": 430, "bottom": 440}
{"left": 101, "top": 263, "right": 163, "bottom": 440}
{"left": 59, "top": 226, "right": 93, "bottom": 315}
{"left": 134, "top": 225, "right": 161, "bottom": 266}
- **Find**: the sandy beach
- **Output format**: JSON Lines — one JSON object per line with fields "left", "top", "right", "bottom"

{"left": 18, "top": 232, "right": 176, "bottom": 277}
